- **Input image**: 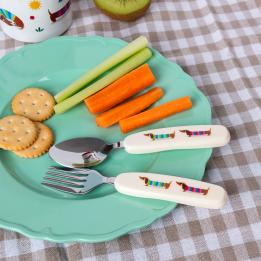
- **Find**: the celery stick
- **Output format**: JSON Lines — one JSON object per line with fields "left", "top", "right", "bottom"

{"left": 54, "top": 48, "right": 152, "bottom": 114}
{"left": 55, "top": 36, "right": 148, "bottom": 103}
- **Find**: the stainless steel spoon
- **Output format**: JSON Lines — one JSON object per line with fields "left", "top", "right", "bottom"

{"left": 49, "top": 137, "right": 123, "bottom": 168}
{"left": 49, "top": 125, "right": 230, "bottom": 168}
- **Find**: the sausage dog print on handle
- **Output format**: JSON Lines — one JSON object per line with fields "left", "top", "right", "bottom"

{"left": 144, "top": 131, "right": 175, "bottom": 141}
{"left": 114, "top": 172, "right": 228, "bottom": 209}
{"left": 180, "top": 128, "right": 211, "bottom": 137}
{"left": 176, "top": 182, "right": 209, "bottom": 195}
{"left": 124, "top": 125, "right": 230, "bottom": 154}
{"left": 140, "top": 176, "right": 172, "bottom": 189}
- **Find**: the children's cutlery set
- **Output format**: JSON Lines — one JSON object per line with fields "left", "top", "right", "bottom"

{"left": 44, "top": 124, "right": 230, "bottom": 209}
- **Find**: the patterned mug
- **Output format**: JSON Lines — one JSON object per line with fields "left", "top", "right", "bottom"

{"left": 0, "top": 0, "right": 72, "bottom": 43}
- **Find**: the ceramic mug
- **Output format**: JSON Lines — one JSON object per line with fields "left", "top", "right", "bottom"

{"left": 0, "top": 0, "right": 72, "bottom": 43}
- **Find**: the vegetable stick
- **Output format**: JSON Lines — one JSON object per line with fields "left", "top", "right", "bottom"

{"left": 96, "top": 87, "right": 164, "bottom": 128}
{"left": 85, "top": 64, "right": 156, "bottom": 114}
{"left": 55, "top": 36, "right": 148, "bottom": 103}
{"left": 119, "top": 96, "right": 193, "bottom": 133}
{"left": 54, "top": 48, "right": 152, "bottom": 114}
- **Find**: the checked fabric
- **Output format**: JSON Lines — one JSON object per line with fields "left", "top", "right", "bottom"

{"left": 0, "top": 0, "right": 260, "bottom": 260}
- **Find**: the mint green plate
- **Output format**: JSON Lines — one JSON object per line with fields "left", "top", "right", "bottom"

{"left": 0, "top": 36, "right": 211, "bottom": 243}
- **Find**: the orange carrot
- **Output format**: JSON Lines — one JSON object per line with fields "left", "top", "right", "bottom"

{"left": 96, "top": 87, "right": 164, "bottom": 128}
{"left": 119, "top": 96, "right": 193, "bottom": 133}
{"left": 85, "top": 63, "right": 156, "bottom": 114}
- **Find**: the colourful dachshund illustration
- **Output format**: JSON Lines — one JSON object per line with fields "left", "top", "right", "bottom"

{"left": 49, "top": 0, "right": 71, "bottom": 22}
{"left": 144, "top": 131, "right": 175, "bottom": 141}
{"left": 0, "top": 9, "right": 24, "bottom": 29}
{"left": 176, "top": 182, "right": 209, "bottom": 195}
{"left": 140, "top": 176, "right": 172, "bottom": 189}
{"left": 179, "top": 128, "right": 211, "bottom": 137}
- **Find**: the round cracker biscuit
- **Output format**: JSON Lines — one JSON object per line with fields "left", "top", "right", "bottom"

{"left": 0, "top": 115, "right": 38, "bottom": 151}
{"left": 12, "top": 88, "right": 55, "bottom": 122}
{"left": 14, "top": 122, "right": 54, "bottom": 158}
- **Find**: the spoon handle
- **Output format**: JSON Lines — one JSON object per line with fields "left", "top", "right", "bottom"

{"left": 114, "top": 172, "right": 227, "bottom": 209}
{"left": 123, "top": 125, "right": 230, "bottom": 154}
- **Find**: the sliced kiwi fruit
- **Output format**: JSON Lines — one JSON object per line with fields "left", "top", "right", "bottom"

{"left": 94, "top": 0, "right": 151, "bottom": 21}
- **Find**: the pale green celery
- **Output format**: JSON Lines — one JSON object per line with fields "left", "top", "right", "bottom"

{"left": 54, "top": 48, "right": 152, "bottom": 114}
{"left": 55, "top": 36, "right": 148, "bottom": 103}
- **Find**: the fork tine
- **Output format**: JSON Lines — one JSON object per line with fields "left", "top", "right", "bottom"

{"left": 48, "top": 166, "right": 91, "bottom": 175}
{"left": 46, "top": 171, "right": 87, "bottom": 181}
{"left": 42, "top": 182, "right": 82, "bottom": 194}
{"left": 43, "top": 176, "right": 84, "bottom": 187}
{"left": 48, "top": 166, "right": 86, "bottom": 172}
{"left": 48, "top": 166, "right": 72, "bottom": 171}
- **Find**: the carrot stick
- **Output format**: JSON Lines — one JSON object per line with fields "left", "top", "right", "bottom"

{"left": 119, "top": 96, "right": 193, "bottom": 133}
{"left": 54, "top": 48, "right": 152, "bottom": 114}
{"left": 55, "top": 36, "right": 148, "bottom": 103}
{"left": 85, "top": 64, "right": 156, "bottom": 114}
{"left": 96, "top": 87, "right": 164, "bottom": 128}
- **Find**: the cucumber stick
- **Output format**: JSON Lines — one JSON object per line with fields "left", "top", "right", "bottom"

{"left": 54, "top": 48, "right": 152, "bottom": 114}
{"left": 54, "top": 36, "right": 148, "bottom": 103}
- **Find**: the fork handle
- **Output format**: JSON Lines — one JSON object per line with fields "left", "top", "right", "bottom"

{"left": 114, "top": 173, "right": 227, "bottom": 209}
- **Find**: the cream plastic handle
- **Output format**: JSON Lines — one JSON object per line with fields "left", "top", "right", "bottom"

{"left": 114, "top": 173, "right": 227, "bottom": 209}
{"left": 123, "top": 125, "right": 230, "bottom": 154}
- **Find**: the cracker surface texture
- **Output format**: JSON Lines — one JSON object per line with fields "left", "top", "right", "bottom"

{"left": 14, "top": 122, "right": 54, "bottom": 158}
{"left": 12, "top": 88, "right": 55, "bottom": 122}
{"left": 0, "top": 115, "right": 38, "bottom": 151}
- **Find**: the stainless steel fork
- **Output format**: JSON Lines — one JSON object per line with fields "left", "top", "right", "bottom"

{"left": 42, "top": 167, "right": 227, "bottom": 209}
{"left": 43, "top": 166, "right": 115, "bottom": 194}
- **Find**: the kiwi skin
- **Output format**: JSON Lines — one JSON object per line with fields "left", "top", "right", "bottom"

{"left": 94, "top": 0, "right": 151, "bottom": 22}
